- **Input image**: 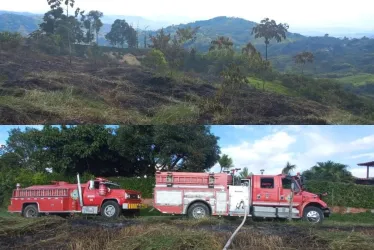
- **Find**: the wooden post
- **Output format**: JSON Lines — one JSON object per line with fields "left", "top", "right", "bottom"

{"left": 367, "top": 166, "right": 370, "bottom": 179}
{"left": 288, "top": 191, "right": 294, "bottom": 221}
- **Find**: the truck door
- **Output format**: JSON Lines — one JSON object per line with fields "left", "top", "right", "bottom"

{"left": 279, "top": 177, "right": 302, "bottom": 207}
{"left": 253, "top": 177, "right": 279, "bottom": 206}
{"left": 84, "top": 181, "right": 101, "bottom": 206}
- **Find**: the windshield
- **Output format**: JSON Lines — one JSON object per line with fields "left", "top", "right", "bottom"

{"left": 104, "top": 182, "right": 121, "bottom": 189}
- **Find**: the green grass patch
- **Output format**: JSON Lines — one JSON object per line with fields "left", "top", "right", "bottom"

{"left": 336, "top": 73, "right": 374, "bottom": 86}
{"left": 0, "top": 89, "right": 146, "bottom": 124}
{"left": 247, "top": 77, "right": 295, "bottom": 96}
{"left": 150, "top": 103, "right": 200, "bottom": 124}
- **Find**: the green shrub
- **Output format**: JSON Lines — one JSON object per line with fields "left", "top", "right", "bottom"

{"left": 0, "top": 32, "right": 23, "bottom": 49}
{"left": 306, "top": 180, "right": 374, "bottom": 208}
{"left": 108, "top": 177, "right": 155, "bottom": 198}
{"left": 143, "top": 49, "right": 169, "bottom": 73}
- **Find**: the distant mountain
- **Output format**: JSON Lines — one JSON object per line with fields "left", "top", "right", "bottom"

{"left": 0, "top": 13, "right": 41, "bottom": 35}
{"left": 101, "top": 15, "right": 171, "bottom": 30}
{"left": 155, "top": 16, "right": 305, "bottom": 51}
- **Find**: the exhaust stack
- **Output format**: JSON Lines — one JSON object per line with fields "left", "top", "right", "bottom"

{"left": 77, "top": 173, "right": 84, "bottom": 207}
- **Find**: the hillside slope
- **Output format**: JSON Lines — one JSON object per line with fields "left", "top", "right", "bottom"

{"left": 1, "top": 47, "right": 373, "bottom": 125}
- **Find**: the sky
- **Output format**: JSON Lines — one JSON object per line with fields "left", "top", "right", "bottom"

{"left": 1, "top": 0, "right": 374, "bottom": 31}
{"left": 0, "top": 125, "right": 373, "bottom": 178}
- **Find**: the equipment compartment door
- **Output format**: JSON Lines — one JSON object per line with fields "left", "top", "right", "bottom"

{"left": 228, "top": 185, "right": 250, "bottom": 215}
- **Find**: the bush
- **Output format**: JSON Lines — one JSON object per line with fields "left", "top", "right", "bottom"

{"left": 0, "top": 32, "right": 23, "bottom": 50}
{"left": 143, "top": 49, "right": 169, "bottom": 73}
{"left": 306, "top": 180, "right": 374, "bottom": 208}
{"left": 109, "top": 177, "right": 155, "bottom": 198}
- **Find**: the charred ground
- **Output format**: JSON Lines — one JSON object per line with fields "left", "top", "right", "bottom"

{"left": 1, "top": 214, "right": 374, "bottom": 250}
{"left": 0, "top": 47, "right": 371, "bottom": 125}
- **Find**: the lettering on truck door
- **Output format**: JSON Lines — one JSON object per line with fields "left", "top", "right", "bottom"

{"left": 84, "top": 181, "right": 101, "bottom": 205}
{"left": 253, "top": 177, "right": 279, "bottom": 206}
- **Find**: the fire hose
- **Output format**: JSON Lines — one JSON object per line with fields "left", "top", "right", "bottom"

{"left": 222, "top": 200, "right": 249, "bottom": 250}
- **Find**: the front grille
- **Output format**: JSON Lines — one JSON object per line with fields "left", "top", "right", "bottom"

{"left": 129, "top": 194, "right": 138, "bottom": 199}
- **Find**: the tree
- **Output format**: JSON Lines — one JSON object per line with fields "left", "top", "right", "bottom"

{"left": 218, "top": 154, "right": 233, "bottom": 172}
{"left": 251, "top": 18, "right": 289, "bottom": 60}
{"left": 293, "top": 51, "right": 314, "bottom": 74}
{"left": 105, "top": 19, "right": 135, "bottom": 48}
{"left": 209, "top": 36, "right": 233, "bottom": 51}
{"left": 175, "top": 26, "right": 200, "bottom": 45}
{"left": 152, "top": 126, "right": 221, "bottom": 172}
{"left": 239, "top": 167, "right": 252, "bottom": 179}
{"left": 282, "top": 162, "right": 296, "bottom": 175}
{"left": 149, "top": 28, "right": 171, "bottom": 53}
{"left": 82, "top": 11, "right": 103, "bottom": 45}
{"left": 302, "top": 161, "right": 354, "bottom": 183}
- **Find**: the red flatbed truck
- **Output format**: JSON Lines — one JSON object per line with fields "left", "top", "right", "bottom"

{"left": 153, "top": 171, "right": 330, "bottom": 223}
{"left": 8, "top": 174, "right": 147, "bottom": 218}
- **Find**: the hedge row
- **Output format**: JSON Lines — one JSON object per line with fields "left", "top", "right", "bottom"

{"left": 108, "top": 177, "right": 155, "bottom": 199}
{"left": 306, "top": 181, "right": 374, "bottom": 209}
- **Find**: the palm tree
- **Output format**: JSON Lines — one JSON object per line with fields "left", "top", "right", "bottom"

{"left": 251, "top": 18, "right": 289, "bottom": 60}
{"left": 282, "top": 162, "right": 296, "bottom": 175}
{"left": 302, "top": 161, "right": 354, "bottom": 182}
{"left": 218, "top": 154, "right": 233, "bottom": 173}
{"left": 239, "top": 167, "right": 252, "bottom": 179}
{"left": 209, "top": 36, "right": 234, "bottom": 51}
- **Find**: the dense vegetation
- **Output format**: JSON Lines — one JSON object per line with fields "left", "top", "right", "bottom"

{"left": 0, "top": 125, "right": 220, "bottom": 205}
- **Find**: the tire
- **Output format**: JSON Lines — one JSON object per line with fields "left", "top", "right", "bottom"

{"left": 187, "top": 202, "right": 210, "bottom": 219}
{"left": 23, "top": 204, "right": 39, "bottom": 218}
{"left": 101, "top": 201, "right": 120, "bottom": 219}
{"left": 303, "top": 206, "right": 324, "bottom": 224}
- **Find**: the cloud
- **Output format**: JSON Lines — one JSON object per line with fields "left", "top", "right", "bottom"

{"left": 211, "top": 127, "right": 374, "bottom": 178}
{"left": 212, "top": 131, "right": 297, "bottom": 175}
{"left": 348, "top": 153, "right": 374, "bottom": 160}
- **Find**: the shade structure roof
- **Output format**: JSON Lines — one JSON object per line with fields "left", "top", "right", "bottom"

{"left": 357, "top": 161, "right": 374, "bottom": 167}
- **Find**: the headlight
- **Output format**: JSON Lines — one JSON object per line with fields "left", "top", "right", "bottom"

{"left": 138, "top": 194, "right": 141, "bottom": 199}
{"left": 125, "top": 193, "right": 130, "bottom": 199}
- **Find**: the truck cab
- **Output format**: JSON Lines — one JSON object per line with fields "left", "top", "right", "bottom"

{"left": 8, "top": 174, "right": 147, "bottom": 219}
{"left": 153, "top": 171, "right": 330, "bottom": 223}
{"left": 250, "top": 174, "right": 330, "bottom": 223}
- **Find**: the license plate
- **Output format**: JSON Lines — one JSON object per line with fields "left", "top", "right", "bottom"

{"left": 128, "top": 203, "right": 147, "bottom": 209}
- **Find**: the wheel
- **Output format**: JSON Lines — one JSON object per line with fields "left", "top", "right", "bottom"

{"left": 101, "top": 201, "right": 120, "bottom": 219}
{"left": 23, "top": 204, "right": 39, "bottom": 218}
{"left": 187, "top": 202, "right": 210, "bottom": 219}
{"left": 303, "top": 206, "right": 324, "bottom": 224}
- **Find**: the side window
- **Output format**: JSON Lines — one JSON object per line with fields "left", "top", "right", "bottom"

{"left": 260, "top": 178, "right": 274, "bottom": 189}
{"left": 282, "top": 178, "right": 292, "bottom": 189}
{"left": 94, "top": 181, "right": 100, "bottom": 189}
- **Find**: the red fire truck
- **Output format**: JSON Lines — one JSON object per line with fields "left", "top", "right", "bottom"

{"left": 8, "top": 174, "right": 147, "bottom": 218}
{"left": 153, "top": 171, "right": 330, "bottom": 223}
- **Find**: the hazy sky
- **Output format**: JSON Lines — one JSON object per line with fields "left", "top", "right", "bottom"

{"left": 1, "top": 0, "right": 374, "bottom": 29}
{"left": 1, "top": 125, "right": 373, "bottom": 178}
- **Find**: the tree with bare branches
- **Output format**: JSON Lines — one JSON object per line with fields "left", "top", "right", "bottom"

{"left": 293, "top": 51, "right": 314, "bottom": 74}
